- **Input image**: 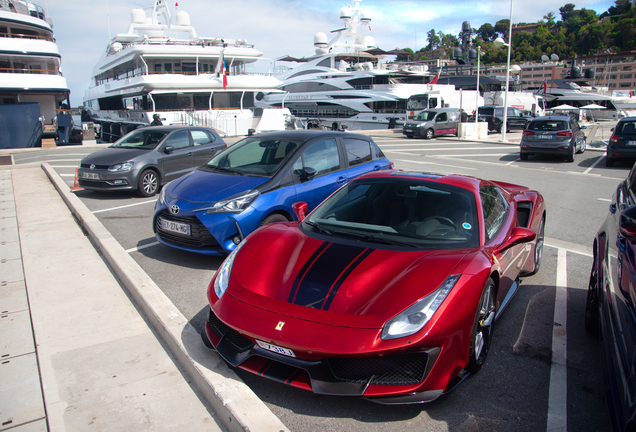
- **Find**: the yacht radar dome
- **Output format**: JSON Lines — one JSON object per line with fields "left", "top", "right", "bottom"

{"left": 176, "top": 11, "right": 191, "bottom": 26}
{"left": 340, "top": 6, "right": 352, "bottom": 20}
{"left": 131, "top": 8, "right": 146, "bottom": 24}
{"left": 314, "top": 32, "right": 328, "bottom": 48}
{"left": 364, "top": 36, "right": 376, "bottom": 49}
{"left": 360, "top": 9, "right": 371, "bottom": 23}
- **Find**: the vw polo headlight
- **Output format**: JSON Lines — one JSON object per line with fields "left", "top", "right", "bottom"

{"left": 381, "top": 275, "right": 461, "bottom": 340}
{"left": 213, "top": 240, "right": 246, "bottom": 299}
{"left": 206, "top": 190, "right": 259, "bottom": 214}
{"left": 108, "top": 161, "right": 133, "bottom": 172}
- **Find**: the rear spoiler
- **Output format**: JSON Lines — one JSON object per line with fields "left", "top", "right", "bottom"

{"left": 491, "top": 180, "right": 529, "bottom": 192}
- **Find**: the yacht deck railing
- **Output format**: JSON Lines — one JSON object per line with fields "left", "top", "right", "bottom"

{"left": 0, "top": 0, "right": 47, "bottom": 21}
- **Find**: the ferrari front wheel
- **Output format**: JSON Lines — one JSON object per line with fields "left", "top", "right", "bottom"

{"left": 466, "top": 278, "right": 496, "bottom": 374}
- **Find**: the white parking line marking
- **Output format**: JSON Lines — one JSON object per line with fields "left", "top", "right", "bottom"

{"left": 92, "top": 199, "right": 157, "bottom": 214}
{"left": 597, "top": 198, "right": 611, "bottom": 202}
{"left": 126, "top": 241, "right": 160, "bottom": 254}
{"left": 50, "top": 165, "right": 80, "bottom": 168}
{"left": 385, "top": 147, "right": 510, "bottom": 152}
{"left": 547, "top": 248, "right": 568, "bottom": 432}
{"left": 385, "top": 151, "right": 421, "bottom": 156}
{"left": 583, "top": 156, "right": 604, "bottom": 174}
{"left": 395, "top": 159, "right": 478, "bottom": 170}
{"left": 59, "top": 174, "right": 74, "bottom": 177}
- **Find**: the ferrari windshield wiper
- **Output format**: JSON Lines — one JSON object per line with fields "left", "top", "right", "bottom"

{"left": 331, "top": 230, "right": 417, "bottom": 248}
{"left": 304, "top": 220, "right": 332, "bottom": 235}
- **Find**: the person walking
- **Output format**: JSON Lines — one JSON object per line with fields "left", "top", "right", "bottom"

{"left": 150, "top": 114, "right": 163, "bottom": 126}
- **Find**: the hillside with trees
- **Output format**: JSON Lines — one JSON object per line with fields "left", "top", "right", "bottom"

{"left": 406, "top": 0, "right": 634, "bottom": 65}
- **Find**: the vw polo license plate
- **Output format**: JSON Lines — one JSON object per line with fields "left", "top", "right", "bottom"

{"left": 256, "top": 340, "right": 296, "bottom": 357}
{"left": 161, "top": 218, "right": 191, "bottom": 236}
{"left": 81, "top": 172, "right": 100, "bottom": 180}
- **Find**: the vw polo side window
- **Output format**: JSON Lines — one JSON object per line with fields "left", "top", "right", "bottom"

{"left": 163, "top": 130, "right": 190, "bottom": 150}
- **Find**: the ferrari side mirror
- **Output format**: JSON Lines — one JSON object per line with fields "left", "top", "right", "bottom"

{"left": 292, "top": 202, "right": 309, "bottom": 221}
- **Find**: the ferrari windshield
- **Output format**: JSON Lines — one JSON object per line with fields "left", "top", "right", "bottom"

{"left": 205, "top": 136, "right": 302, "bottom": 176}
{"left": 111, "top": 130, "right": 168, "bottom": 149}
{"left": 305, "top": 178, "right": 479, "bottom": 249}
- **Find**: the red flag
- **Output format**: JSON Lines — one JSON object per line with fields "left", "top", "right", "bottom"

{"left": 222, "top": 53, "right": 227, "bottom": 90}
{"left": 428, "top": 69, "right": 441, "bottom": 84}
{"left": 543, "top": 81, "right": 547, "bottom": 94}
{"left": 175, "top": 2, "right": 179, "bottom": 8}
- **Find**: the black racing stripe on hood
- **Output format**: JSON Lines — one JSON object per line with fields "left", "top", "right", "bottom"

{"left": 322, "top": 248, "right": 373, "bottom": 310}
{"left": 289, "top": 243, "right": 370, "bottom": 309}
{"left": 287, "top": 241, "right": 331, "bottom": 304}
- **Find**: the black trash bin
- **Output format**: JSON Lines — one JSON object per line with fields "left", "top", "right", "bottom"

{"left": 388, "top": 117, "right": 397, "bottom": 129}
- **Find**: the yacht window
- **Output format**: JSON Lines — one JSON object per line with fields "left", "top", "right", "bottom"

{"left": 318, "top": 58, "right": 332, "bottom": 68}
{"left": 289, "top": 70, "right": 324, "bottom": 79}
{"left": 164, "top": 63, "right": 172, "bottom": 73}
{"left": 280, "top": 82, "right": 340, "bottom": 93}
{"left": 174, "top": 62, "right": 181, "bottom": 73}
{"left": 182, "top": 62, "right": 196, "bottom": 74}
{"left": 154, "top": 64, "right": 162, "bottom": 73}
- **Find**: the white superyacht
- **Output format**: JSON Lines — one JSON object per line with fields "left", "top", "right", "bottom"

{"left": 256, "top": 0, "right": 440, "bottom": 131}
{"left": 83, "top": 0, "right": 282, "bottom": 141}
{"left": 0, "top": 0, "right": 70, "bottom": 148}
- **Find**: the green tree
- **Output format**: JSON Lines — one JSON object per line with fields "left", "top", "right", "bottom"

{"left": 494, "top": 19, "right": 510, "bottom": 38}
{"left": 609, "top": 0, "right": 632, "bottom": 16}
{"left": 477, "top": 23, "right": 495, "bottom": 42}
{"left": 543, "top": 12, "right": 557, "bottom": 26}
{"left": 559, "top": 3, "right": 576, "bottom": 21}
{"left": 426, "top": 29, "right": 440, "bottom": 50}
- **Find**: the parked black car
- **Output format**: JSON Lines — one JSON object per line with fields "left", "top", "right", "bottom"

{"left": 606, "top": 117, "right": 636, "bottom": 167}
{"left": 78, "top": 126, "right": 226, "bottom": 197}
{"left": 519, "top": 116, "right": 586, "bottom": 162}
{"left": 587, "top": 162, "right": 636, "bottom": 432}
{"left": 475, "top": 106, "right": 531, "bottom": 133}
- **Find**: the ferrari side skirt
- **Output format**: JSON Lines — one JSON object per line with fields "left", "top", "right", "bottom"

{"left": 495, "top": 278, "right": 519, "bottom": 321}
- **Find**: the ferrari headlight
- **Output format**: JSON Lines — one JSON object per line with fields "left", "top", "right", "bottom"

{"left": 206, "top": 190, "right": 259, "bottom": 214}
{"left": 108, "top": 161, "right": 133, "bottom": 172}
{"left": 213, "top": 240, "right": 246, "bottom": 299}
{"left": 381, "top": 275, "right": 461, "bottom": 340}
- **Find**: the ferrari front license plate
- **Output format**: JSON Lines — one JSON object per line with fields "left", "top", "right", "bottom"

{"left": 161, "top": 219, "right": 191, "bottom": 236}
{"left": 256, "top": 340, "right": 296, "bottom": 358}
{"left": 81, "top": 172, "right": 99, "bottom": 180}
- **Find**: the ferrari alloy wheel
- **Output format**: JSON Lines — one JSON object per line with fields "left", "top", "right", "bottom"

{"left": 527, "top": 216, "right": 545, "bottom": 275}
{"left": 585, "top": 255, "right": 600, "bottom": 336}
{"left": 424, "top": 129, "right": 435, "bottom": 140}
{"left": 138, "top": 169, "right": 159, "bottom": 197}
{"left": 467, "top": 279, "right": 496, "bottom": 374}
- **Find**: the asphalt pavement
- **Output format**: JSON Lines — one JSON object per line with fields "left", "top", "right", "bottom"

{"left": 0, "top": 123, "right": 610, "bottom": 431}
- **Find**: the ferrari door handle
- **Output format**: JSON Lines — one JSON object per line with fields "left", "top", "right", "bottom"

{"left": 617, "top": 237, "right": 628, "bottom": 252}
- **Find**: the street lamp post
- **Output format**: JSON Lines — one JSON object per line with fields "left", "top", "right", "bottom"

{"left": 494, "top": 0, "right": 514, "bottom": 142}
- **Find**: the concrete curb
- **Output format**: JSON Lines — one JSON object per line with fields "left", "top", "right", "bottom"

{"left": 41, "top": 163, "right": 289, "bottom": 432}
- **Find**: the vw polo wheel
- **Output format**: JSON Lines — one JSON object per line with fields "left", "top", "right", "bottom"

{"left": 137, "top": 169, "right": 159, "bottom": 197}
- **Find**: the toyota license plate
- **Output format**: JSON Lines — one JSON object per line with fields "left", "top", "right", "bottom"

{"left": 256, "top": 340, "right": 296, "bottom": 357}
{"left": 81, "top": 172, "right": 100, "bottom": 180}
{"left": 161, "top": 219, "right": 191, "bottom": 236}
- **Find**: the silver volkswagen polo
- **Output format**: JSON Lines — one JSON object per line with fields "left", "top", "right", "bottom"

{"left": 77, "top": 126, "right": 226, "bottom": 196}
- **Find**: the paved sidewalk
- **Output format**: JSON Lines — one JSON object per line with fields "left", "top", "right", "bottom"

{"left": 0, "top": 166, "right": 288, "bottom": 432}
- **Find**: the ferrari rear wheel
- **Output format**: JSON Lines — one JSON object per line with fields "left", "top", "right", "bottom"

{"left": 466, "top": 278, "right": 496, "bottom": 374}
{"left": 585, "top": 255, "right": 600, "bottom": 336}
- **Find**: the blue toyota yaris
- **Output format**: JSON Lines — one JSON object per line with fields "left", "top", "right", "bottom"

{"left": 153, "top": 130, "right": 392, "bottom": 255}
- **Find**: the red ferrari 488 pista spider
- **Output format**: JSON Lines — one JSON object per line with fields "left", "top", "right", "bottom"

{"left": 202, "top": 170, "right": 545, "bottom": 404}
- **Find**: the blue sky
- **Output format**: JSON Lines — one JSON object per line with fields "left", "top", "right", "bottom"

{"left": 43, "top": 0, "right": 617, "bottom": 106}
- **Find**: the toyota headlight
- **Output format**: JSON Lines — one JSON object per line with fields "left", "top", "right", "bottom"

{"left": 381, "top": 275, "right": 461, "bottom": 340}
{"left": 206, "top": 190, "right": 259, "bottom": 214}
{"left": 213, "top": 240, "right": 246, "bottom": 299}
{"left": 109, "top": 161, "right": 133, "bottom": 172}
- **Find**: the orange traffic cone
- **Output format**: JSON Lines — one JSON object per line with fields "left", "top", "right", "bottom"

{"left": 71, "top": 168, "right": 83, "bottom": 192}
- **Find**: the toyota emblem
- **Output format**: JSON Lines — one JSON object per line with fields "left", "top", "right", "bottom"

{"left": 170, "top": 205, "right": 180, "bottom": 215}
{"left": 90, "top": 164, "right": 95, "bottom": 170}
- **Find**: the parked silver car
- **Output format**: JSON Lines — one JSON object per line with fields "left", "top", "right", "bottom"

{"left": 402, "top": 108, "right": 460, "bottom": 139}
{"left": 519, "top": 115, "right": 586, "bottom": 162}
{"left": 77, "top": 126, "right": 226, "bottom": 196}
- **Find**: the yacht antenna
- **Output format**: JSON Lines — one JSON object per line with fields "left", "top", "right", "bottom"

{"left": 106, "top": 0, "right": 111, "bottom": 41}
